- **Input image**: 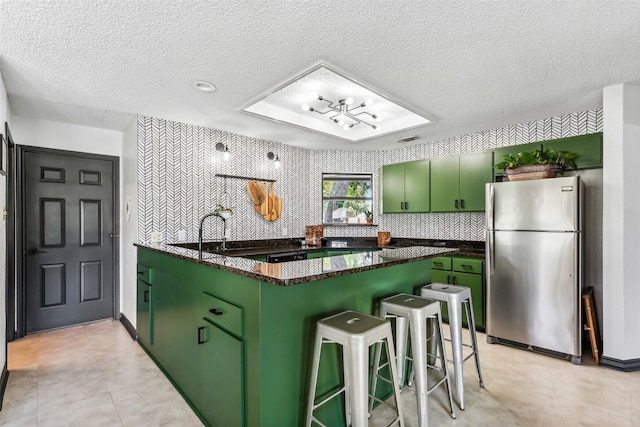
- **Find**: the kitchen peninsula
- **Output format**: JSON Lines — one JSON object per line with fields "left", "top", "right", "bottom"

{"left": 136, "top": 239, "right": 468, "bottom": 426}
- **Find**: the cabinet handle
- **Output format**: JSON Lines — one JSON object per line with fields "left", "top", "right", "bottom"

{"left": 461, "top": 264, "right": 473, "bottom": 271}
{"left": 447, "top": 275, "right": 452, "bottom": 284}
{"left": 143, "top": 290, "right": 149, "bottom": 303}
{"left": 455, "top": 199, "right": 459, "bottom": 209}
{"left": 404, "top": 201, "right": 408, "bottom": 210}
{"left": 460, "top": 199, "right": 465, "bottom": 209}
{"left": 452, "top": 276, "right": 458, "bottom": 285}
{"left": 209, "top": 308, "right": 223, "bottom": 316}
{"left": 197, "top": 326, "right": 205, "bottom": 344}
{"left": 433, "top": 262, "right": 443, "bottom": 267}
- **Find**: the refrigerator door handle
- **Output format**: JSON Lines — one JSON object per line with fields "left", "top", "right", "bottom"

{"left": 487, "top": 184, "right": 495, "bottom": 230}
{"left": 486, "top": 230, "right": 495, "bottom": 275}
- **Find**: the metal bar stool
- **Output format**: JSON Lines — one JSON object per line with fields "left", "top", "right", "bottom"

{"left": 306, "top": 310, "right": 404, "bottom": 427}
{"left": 420, "top": 283, "right": 484, "bottom": 410}
{"left": 370, "top": 294, "right": 455, "bottom": 427}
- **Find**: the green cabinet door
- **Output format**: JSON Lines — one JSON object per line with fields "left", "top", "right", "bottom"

{"left": 430, "top": 156, "right": 461, "bottom": 212}
{"left": 543, "top": 133, "right": 602, "bottom": 169}
{"left": 382, "top": 162, "right": 406, "bottom": 213}
{"left": 459, "top": 151, "right": 494, "bottom": 211}
{"left": 136, "top": 278, "right": 152, "bottom": 347}
{"left": 198, "top": 319, "right": 244, "bottom": 427}
{"left": 404, "top": 160, "right": 430, "bottom": 212}
{"left": 452, "top": 271, "right": 484, "bottom": 330}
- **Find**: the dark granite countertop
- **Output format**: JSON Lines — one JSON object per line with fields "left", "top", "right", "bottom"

{"left": 136, "top": 237, "right": 483, "bottom": 286}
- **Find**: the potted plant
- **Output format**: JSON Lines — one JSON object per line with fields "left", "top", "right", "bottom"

{"left": 213, "top": 204, "right": 234, "bottom": 219}
{"left": 364, "top": 210, "right": 373, "bottom": 225}
{"left": 495, "top": 148, "right": 578, "bottom": 181}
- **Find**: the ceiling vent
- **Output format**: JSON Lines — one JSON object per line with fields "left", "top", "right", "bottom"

{"left": 397, "top": 136, "right": 420, "bottom": 143}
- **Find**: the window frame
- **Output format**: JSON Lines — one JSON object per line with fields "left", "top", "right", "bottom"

{"left": 321, "top": 173, "right": 373, "bottom": 225}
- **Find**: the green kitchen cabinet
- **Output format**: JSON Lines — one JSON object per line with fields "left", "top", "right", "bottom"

{"left": 431, "top": 256, "right": 485, "bottom": 330}
{"left": 136, "top": 265, "right": 153, "bottom": 347}
{"left": 381, "top": 159, "right": 430, "bottom": 213}
{"left": 431, "top": 151, "right": 493, "bottom": 212}
{"left": 542, "top": 132, "right": 602, "bottom": 169}
{"left": 195, "top": 292, "right": 244, "bottom": 427}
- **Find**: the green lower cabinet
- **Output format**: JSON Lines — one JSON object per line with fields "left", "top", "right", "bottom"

{"left": 431, "top": 257, "right": 485, "bottom": 331}
{"left": 136, "top": 278, "right": 153, "bottom": 347}
{"left": 197, "top": 319, "right": 244, "bottom": 427}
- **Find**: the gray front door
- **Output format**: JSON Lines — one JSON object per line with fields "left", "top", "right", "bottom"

{"left": 25, "top": 150, "right": 117, "bottom": 332}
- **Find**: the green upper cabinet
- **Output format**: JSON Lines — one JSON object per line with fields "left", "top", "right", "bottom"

{"left": 431, "top": 151, "right": 493, "bottom": 212}
{"left": 542, "top": 132, "right": 603, "bottom": 169}
{"left": 381, "top": 159, "right": 430, "bottom": 213}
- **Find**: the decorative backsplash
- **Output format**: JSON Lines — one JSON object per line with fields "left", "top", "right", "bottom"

{"left": 137, "top": 109, "right": 602, "bottom": 244}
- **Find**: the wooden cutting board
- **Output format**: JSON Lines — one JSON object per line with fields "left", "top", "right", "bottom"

{"left": 273, "top": 183, "right": 282, "bottom": 221}
{"left": 264, "top": 182, "right": 277, "bottom": 221}
{"left": 259, "top": 182, "right": 269, "bottom": 216}
{"left": 247, "top": 180, "right": 265, "bottom": 206}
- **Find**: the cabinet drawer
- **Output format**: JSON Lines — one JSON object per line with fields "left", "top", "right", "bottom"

{"left": 431, "top": 257, "right": 452, "bottom": 270}
{"left": 201, "top": 292, "right": 243, "bottom": 337}
{"left": 452, "top": 258, "right": 483, "bottom": 275}
{"left": 137, "top": 264, "right": 152, "bottom": 283}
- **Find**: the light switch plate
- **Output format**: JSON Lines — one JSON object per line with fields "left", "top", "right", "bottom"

{"left": 150, "top": 231, "right": 163, "bottom": 242}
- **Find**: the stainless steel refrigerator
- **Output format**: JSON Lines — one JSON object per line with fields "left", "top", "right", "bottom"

{"left": 485, "top": 176, "right": 583, "bottom": 364}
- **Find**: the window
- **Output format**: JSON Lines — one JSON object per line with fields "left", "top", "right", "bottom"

{"left": 322, "top": 173, "right": 372, "bottom": 224}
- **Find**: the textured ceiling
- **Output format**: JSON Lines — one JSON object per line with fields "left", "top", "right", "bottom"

{"left": 1, "top": 1, "right": 639, "bottom": 151}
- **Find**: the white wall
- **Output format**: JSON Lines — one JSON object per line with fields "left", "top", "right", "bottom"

{"left": 0, "top": 72, "right": 9, "bottom": 374}
{"left": 602, "top": 84, "right": 640, "bottom": 362}
{"left": 121, "top": 119, "right": 138, "bottom": 325}
{"left": 12, "top": 116, "right": 122, "bottom": 157}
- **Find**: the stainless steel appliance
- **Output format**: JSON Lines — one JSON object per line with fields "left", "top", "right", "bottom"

{"left": 266, "top": 251, "right": 308, "bottom": 263}
{"left": 485, "top": 176, "right": 583, "bottom": 364}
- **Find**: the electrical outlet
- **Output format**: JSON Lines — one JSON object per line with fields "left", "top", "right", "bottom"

{"left": 282, "top": 227, "right": 288, "bottom": 236}
{"left": 150, "top": 231, "right": 163, "bottom": 242}
{"left": 177, "top": 230, "right": 187, "bottom": 241}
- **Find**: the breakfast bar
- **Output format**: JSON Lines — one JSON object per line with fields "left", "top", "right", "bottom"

{"left": 136, "top": 241, "right": 460, "bottom": 426}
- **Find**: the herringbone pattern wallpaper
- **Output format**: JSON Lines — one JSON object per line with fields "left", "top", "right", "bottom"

{"left": 137, "top": 109, "right": 602, "bottom": 244}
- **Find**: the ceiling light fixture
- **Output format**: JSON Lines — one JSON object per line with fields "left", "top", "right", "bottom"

{"left": 215, "top": 142, "right": 231, "bottom": 161}
{"left": 302, "top": 94, "right": 380, "bottom": 131}
{"left": 191, "top": 80, "right": 217, "bottom": 93}
{"left": 267, "top": 152, "right": 281, "bottom": 169}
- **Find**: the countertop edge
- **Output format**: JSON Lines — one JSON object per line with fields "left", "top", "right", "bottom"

{"left": 135, "top": 243, "right": 466, "bottom": 286}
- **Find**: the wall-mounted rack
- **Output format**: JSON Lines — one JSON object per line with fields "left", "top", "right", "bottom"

{"left": 215, "top": 173, "right": 276, "bottom": 183}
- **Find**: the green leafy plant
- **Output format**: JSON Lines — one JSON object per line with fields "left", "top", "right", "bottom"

{"left": 495, "top": 148, "right": 578, "bottom": 174}
{"left": 213, "top": 204, "right": 233, "bottom": 215}
{"left": 364, "top": 210, "right": 373, "bottom": 219}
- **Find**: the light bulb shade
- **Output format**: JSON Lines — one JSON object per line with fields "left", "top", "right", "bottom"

{"left": 338, "top": 119, "right": 344, "bottom": 126}
{"left": 343, "top": 124, "right": 350, "bottom": 130}
{"left": 345, "top": 97, "right": 354, "bottom": 105}
{"left": 223, "top": 150, "right": 231, "bottom": 161}
{"left": 302, "top": 103, "right": 310, "bottom": 111}
{"left": 365, "top": 98, "right": 374, "bottom": 106}
{"left": 274, "top": 157, "right": 281, "bottom": 169}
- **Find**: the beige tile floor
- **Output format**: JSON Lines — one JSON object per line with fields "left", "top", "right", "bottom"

{"left": 1, "top": 319, "right": 639, "bottom": 426}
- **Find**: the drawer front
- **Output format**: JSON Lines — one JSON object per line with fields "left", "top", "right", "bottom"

{"left": 431, "top": 257, "right": 452, "bottom": 271}
{"left": 137, "top": 264, "right": 152, "bottom": 283}
{"left": 201, "top": 292, "right": 243, "bottom": 337}
{"left": 452, "top": 257, "right": 483, "bottom": 275}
